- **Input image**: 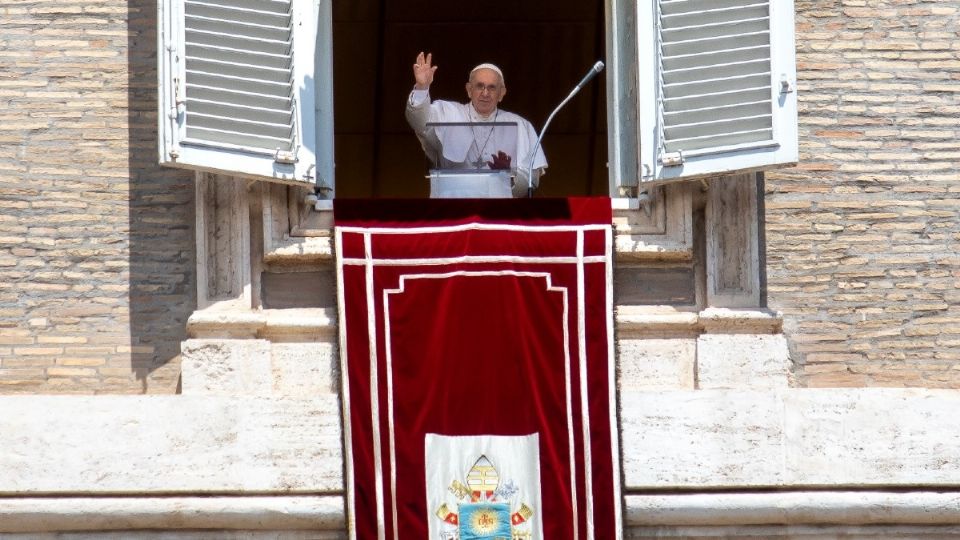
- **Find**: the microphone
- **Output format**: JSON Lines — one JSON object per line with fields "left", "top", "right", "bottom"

{"left": 572, "top": 61, "right": 605, "bottom": 96}
{"left": 526, "top": 61, "right": 605, "bottom": 198}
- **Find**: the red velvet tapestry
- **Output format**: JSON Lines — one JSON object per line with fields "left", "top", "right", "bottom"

{"left": 335, "top": 198, "right": 622, "bottom": 540}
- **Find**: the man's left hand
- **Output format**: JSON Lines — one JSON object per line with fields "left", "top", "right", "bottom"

{"left": 487, "top": 151, "right": 512, "bottom": 170}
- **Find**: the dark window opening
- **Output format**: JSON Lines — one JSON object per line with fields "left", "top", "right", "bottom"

{"left": 332, "top": 0, "right": 608, "bottom": 198}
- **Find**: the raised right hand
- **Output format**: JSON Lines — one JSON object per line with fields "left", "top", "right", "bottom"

{"left": 413, "top": 52, "right": 438, "bottom": 90}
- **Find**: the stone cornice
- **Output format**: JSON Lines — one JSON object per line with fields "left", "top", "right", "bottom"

{"left": 617, "top": 306, "right": 783, "bottom": 337}
{"left": 186, "top": 306, "right": 781, "bottom": 339}
{"left": 262, "top": 228, "right": 694, "bottom": 264}
{"left": 187, "top": 308, "right": 337, "bottom": 339}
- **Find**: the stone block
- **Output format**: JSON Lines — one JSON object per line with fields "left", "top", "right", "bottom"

{"left": 697, "top": 334, "right": 792, "bottom": 389}
{"left": 0, "top": 395, "right": 343, "bottom": 494}
{"left": 621, "top": 388, "right": 960, "bottom": 489}
{"left": 181, "top": 339, "right": 272, "bottom": 396}
{"left": 618, "top": 338, "right": 695, "bottom": 390}
{"left": 271, "top": 342, "right": 339, "bottom": 397}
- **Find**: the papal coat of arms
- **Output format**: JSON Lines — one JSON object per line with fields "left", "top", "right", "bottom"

{"left": 434, "top": 455, "right": 535, "bottom": 540}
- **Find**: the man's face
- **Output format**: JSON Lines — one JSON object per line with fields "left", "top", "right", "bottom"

{"left": 465, "top": 69, "right": 506, "bottom": 117}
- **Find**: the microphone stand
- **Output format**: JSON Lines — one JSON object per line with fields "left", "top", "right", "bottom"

{"left": 527, "top": 61, "right": 605, "bottom": 198}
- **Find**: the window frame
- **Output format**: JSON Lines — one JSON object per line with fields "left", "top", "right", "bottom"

{"left": 157, "top": 0, "right": 329, "bottom": 188}
{"left": 635, "top": 0, "right": 798, "bottom": 186}
{"left": 158, "top": 0, "right": 795, "bottom": 202}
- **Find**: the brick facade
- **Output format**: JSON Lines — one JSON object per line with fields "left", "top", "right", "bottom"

{"left": 766, "top": 1, "right": 960, "bottom": 387}
{"left": 0, "top": 1, "right": 195, "bottom": 393}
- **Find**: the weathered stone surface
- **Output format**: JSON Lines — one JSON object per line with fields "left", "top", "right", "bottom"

{"left": 618, "top": 338, "right": 696, "bottom": 390}
{"left": 626, "top": 524, "right": 960, "bottom": 539}
{"left": 1, "top": 532, "right": 345, "bottom": 539}
{"left": 622, "top": 388, "right": 960, "bottom": 489}
{"left": 180, "top": 340, "right": 272, "bottom": 396}
{"left": 625, "top": 491, "right": 960, "bottom": 526}
{"left": 271, "top": 342, "right": 339, "bottom": 397}
{"left": 0, "top": 496, "right": 344, "bottom": 533}
{"left": 622, "top": 390, "right": 786, "bottom": 488}
{"left": 0, "top": 396, "right": 343, "bottom": 494}
{"left": 697, "top": 334, "right": 792, "bottom": 389}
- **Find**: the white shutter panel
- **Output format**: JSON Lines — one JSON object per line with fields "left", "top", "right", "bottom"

{"left": 638, "top": 0, "right": 797, "bottom": 184}
{"left": 159, "top": 0, "right": 323, "bottom": 187}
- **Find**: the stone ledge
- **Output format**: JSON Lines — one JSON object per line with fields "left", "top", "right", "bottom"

{"left": 6, "top": 491, "right": 960, "bottom": 533}
{"left": 263, "top": 236, "right": 334, "bottom": 264}
{"left": 2, "top": 389, "right": 960, "bottom": 524}
{"left": 185, "top": 306, "right": 778, "bottom": 340}
{"left": 614, "top": 235, "right": 693, "bottom": 262}
{"left": 616, "top": 307, "right": 783, "bottom": 337}
{"left": 616, "top": 306, "right": 700, "bottom": 337}
{"left": 265, "top": 227, "right": 694, "bottom": 264}
{"left": 0, "top": 496, "right": 344, "bottom": 533}
{"left": 699, "top": 307, "right": 783, "bottom": 334}
{"left": 188, "top": 308, "right": 337, "bottom": 339}
{"left": 625, "top": 491, "right": 960, "bottom": 526}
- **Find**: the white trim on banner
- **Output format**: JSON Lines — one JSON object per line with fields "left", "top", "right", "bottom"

{"left": 337, "top": 222, "right": 615, "bottom": 539}
{"left": 382, "top": 271, "right": 577, "bottom": 538}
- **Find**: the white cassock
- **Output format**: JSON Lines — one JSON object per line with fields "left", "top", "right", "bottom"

{"left": 405, "top": 89, "right": 548, "bottom": 198}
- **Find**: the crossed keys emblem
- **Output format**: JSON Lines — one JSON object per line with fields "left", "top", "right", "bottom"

{"left": 434, "top": 455, "right": 534, "bottom": 539}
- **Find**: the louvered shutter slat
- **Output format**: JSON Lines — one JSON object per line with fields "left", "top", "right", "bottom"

{"left": 667, "top": 128, "right": 773, "bottom": 153}
{"left": 665, "top": 100, "right": 769, "bottom": 124}
{"left": 666, "top": 73, "right": 770, "bottom": 99}
{"left": 188, "top": 127, "right": 292, "bottom": 152}
{"left": 189, "top": 99, "right": 292, "bottom": 126}
{"left": 187, "top": 44, "right": 291, "bottom": 70}
{"left": 189, "top": 4, "right": 290, "bottom": 27}
{"left": 660, "top": 0, "right": 765, "bottom": 15}
{"left": 658, "top": 0, "right": 774, "bottom": 158}
{"left": 664, "top": 5, "right": 769, "bottom": 27}
{"left": 663, "top": 45, "right": 769, "bottom": 71}
{"left": 664, "top": 59, "right": 770, "bottom": 85}
{"left": 666, "top": 113, "right": 771, "bottom": 139}
{"left": 190, "top": 111, "right": 290, "bottom": 132}
{"left": 664, "top": 87, "right": 769, "bottom": 112}
{"left": 187, "top": 85, "right": 291, "bottom": 112}
{"left": 188, "top": 75, "right": 289, "bottom": 99}
{"left": 188, "top": 29, "right": 291, "bottom": 57}
{"left": 186, "top": 55, "right": 293, "bottom": 83}
{"left": 663, "top": 31, "right": 769, "bottom": 57}
{"left": 187, "top": 15, "right": 291, "bottom": 42}
{"left": 198, "top": 0, "right": 291, "bottom": 15}
{"left": 183, "top": 0, "right": 295, "bottom": 153}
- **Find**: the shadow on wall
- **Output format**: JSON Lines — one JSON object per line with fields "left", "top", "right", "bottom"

{"left": 127, "top": 0, "right": 196, "bottom": 393}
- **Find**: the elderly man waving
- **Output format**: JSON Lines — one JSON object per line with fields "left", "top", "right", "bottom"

{"left": 405, "top": 52, "right": 547, "bottom": 197}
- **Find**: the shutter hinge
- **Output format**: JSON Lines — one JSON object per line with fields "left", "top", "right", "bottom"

{"left": 780, "top": 75, "right": 795, "bottom": 94}
{"left": 170, "top": 76, "right": 185, "bottom": 119}
{"left": 660, "top": 151, "right": 683, "bottom": 167}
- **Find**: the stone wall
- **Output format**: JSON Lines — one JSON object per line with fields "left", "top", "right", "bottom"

{"left": 0, "top": 1, "right": 195, "bottom": 393}
{"left": 766, "top": 0, "right": 960, "bottom": 387}
{"left": 4, "top": 0, "right": 959, "bottom": 396}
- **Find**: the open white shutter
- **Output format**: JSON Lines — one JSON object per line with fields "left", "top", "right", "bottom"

{"left": 159, "top": 0, "right": 325, "bottom": 187}
{"left": 638, "top": 0, "right": 797, "bottom": 184}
